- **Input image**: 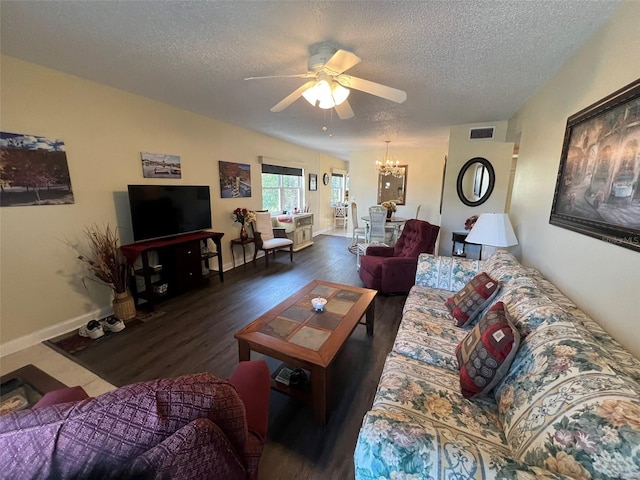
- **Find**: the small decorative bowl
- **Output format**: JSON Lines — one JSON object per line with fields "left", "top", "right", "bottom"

{"left": 311, "top": 297, "right": 327, "bottom": 312}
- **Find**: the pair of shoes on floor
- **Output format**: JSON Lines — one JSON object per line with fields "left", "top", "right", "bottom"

{"left": 78, "top": 317, "right": 126, "bottom": 340}
{"left": 79, "top": 320, "right": 104, "bottom": 340}
{"left": 101, "top": 316, "right": 126, "bottom": 333}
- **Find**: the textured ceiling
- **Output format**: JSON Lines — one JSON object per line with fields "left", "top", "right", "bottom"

{"left": 0, "top": 1, "right": 621, "bottom": 160}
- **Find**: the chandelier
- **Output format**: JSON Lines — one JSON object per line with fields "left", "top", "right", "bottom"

{"left": 376, "top": 141, "right": 402, "bottom": 177}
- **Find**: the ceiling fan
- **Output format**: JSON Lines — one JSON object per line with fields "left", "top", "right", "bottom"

{"left": 245, "top": 45, "right": 407, "bottom": 120}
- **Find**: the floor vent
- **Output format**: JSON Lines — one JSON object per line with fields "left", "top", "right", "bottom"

{"left": 469, "top": 126, "right": 495, "bottom": 140}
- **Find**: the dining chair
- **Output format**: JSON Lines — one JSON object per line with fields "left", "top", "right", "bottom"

{"left": 350, "top": 202, "right": 366, "bottom": 246}
{"left": 334, "top": 205, "right": 348, "bottom": 229}
{"left": 368, "top": 206, "right": 387, "bottom": 244}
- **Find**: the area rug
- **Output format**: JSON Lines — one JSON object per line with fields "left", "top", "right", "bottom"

{"left": 45, "top": 311, "right": 165, "bottom": 356}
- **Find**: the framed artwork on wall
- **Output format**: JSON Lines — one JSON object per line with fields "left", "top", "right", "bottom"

{"left": 549, "top": 78, "right": 640, "bottom": 252}
{"left": 219, "top": 160, "right": 251, "bottom": 198}
{"left": 0, "top": 131, "right": 74, "bottom": 207}
{"left": 309, "top": 173, "right": 317, "bottom": 191}
{"left": 141, "top": 152, "right": 181, "bottom": 179}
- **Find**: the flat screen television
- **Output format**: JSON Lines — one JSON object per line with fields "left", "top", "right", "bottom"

{"left": 127, "top": 185, "right": 212, "bottom": 242}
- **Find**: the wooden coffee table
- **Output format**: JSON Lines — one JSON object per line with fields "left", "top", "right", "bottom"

{"left": 234, "top": 280, "right": 376, "bottom": 425}
{"left": 1, "top": 365, "right": 67, "bottom": 414}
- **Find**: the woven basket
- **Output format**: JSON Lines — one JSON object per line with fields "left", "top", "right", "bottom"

{"left": 112, "top": 292, "right": 136, "bottom": 321}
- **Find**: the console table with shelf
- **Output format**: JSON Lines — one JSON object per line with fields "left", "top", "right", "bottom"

{"left": 121, "top": 231, "right": 224, "bottom": 308}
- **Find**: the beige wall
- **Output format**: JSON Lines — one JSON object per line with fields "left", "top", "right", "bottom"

{"left": 348, "top": 146, "right": 448, "bottom": 234}
{"left": 508, "top": 1, "right": 640, "bottom": 357}
{"left": 0, "top": 55, "right": 345, "bottom": 350}
{"left": 316, "top": 158, "right": 351, "bottom": 233}
{"left": 440, "top": 121, "right": 515, "bottom": 257}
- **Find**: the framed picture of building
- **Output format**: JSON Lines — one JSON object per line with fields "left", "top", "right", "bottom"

{"left": 549, "top": 78, "right": 640, "bottom": 252}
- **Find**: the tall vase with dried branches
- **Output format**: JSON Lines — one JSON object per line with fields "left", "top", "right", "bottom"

{"left": 77, "top": 224, "right": 136, "bottom": 321}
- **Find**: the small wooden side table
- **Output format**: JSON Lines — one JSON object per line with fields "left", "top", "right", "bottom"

{"left": 452, "top": 231, "right": 482, "bottom": 260}
{"left": 230, "top": 237, "right": 256, "bottom": 268}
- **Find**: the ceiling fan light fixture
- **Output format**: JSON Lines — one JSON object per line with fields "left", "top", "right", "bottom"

{"left": 302, "top": 77, "right": 350, "bottom": 109}
{"left": 302, "top": 79, "right": 333, "bottom": 108}
{"left": 316, "top": 79, "right": 334, "bottom": 109}
{"left": 254, "top": 45, "right": 406, "bottom": 117}
{"left": 331, "top": 82, "right": 350, "bottom": 106}
{"left": 301, "top": 87, "right": 318, "bottom": 106}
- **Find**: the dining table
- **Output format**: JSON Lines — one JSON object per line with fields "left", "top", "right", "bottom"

{"left": 360, "top": 216, "right": 408, "bottom": 245}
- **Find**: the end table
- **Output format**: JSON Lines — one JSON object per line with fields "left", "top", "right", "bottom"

{"left": 452, "top": 231, "right": 482, "bottom": 260}
{"left": 231, "top": 237, "right": 256, "bottom": 268}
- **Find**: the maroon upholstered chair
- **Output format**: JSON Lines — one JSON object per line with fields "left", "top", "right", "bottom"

{"left": 359, "top": 219, "right": 440, "bottom": 294}
{"left": 0, "top": 361, "right": 270, "bottom": 480}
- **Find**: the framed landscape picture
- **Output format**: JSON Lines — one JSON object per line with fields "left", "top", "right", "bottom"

{"left": 0, "top": 131, "right": 74, "bottom": 207}
{"left": 549, "top": 78, "right": 640, "bottom": 252}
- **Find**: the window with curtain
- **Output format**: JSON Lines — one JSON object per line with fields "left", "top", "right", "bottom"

{"left": 330, "top": 173, "right": 345, "bottom": 206}
{"left": 261, "top": 164, "right": 304, "bottom": 213}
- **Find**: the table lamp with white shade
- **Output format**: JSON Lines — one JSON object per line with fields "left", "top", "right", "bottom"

{"left": 464, "top": 213, "right": 518, "bottom": 258}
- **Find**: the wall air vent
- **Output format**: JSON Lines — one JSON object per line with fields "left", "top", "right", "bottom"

{"left": 469, "top": 126, "right": 495, "bottom": 140}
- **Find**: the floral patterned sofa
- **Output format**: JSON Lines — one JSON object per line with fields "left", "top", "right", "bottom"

{"left": 354, "top": 251, "right": 640, "bottom": 480}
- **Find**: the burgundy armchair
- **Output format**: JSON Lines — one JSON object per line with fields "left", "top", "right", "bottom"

{"left": 0, "top": 361, "right": 270, "bottom": 480}
{"left": 359, "top": 219, "right": 440, "bottom": 294}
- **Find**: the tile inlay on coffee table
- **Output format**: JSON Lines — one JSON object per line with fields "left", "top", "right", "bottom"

{"left": 234, "top": 280, "right": 376, "bottom": 424}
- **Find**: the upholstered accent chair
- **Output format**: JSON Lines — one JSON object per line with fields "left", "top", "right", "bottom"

{"left": 359, "top": 219, "right": 440, "bottom": 294}
{"left": 250, "top": 211, "right": 294, "bottom": 268}
{"left": 0, "top": 361, "right": 271, "bottom": 480}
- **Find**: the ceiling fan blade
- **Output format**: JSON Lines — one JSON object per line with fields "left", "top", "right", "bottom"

{"left": 337, "top": 75, "right": 407, "bottom": 104}
{"left": 335, "top": 99, "right": 354, "bottom": 120}
{"left": 323, "top": 49, "right": 361, "bottom": 75}
{"left": 270, "top": 81, "right": 316, "bottom": 112}
{"left": 245, "top": 73, "right": 314, "bottom": 80}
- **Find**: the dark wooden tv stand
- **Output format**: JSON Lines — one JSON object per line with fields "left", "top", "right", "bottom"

{"left": 121, "top": 231, "right": 224, "bottom": 308}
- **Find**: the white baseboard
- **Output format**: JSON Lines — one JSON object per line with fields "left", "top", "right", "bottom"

{"left": 0, "top": 258, "right": 271, "bottom": 358}
{"left": 0, "top": 307, "right": 112, "bottom": 358}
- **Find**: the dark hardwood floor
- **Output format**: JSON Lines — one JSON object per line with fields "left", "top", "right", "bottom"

{"left": 60, "top": 234, "right": 406, "bottom": 479}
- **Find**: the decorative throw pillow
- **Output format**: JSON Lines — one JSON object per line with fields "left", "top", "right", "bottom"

{"left": 445, "top": 272, "right": 500, "bottom": 327}
{"left": 455, "top": 302, "right": 520, "bottom": 399}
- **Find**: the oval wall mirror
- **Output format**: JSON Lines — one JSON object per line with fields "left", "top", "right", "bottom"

{"left": 456, "top": 157, "right": 495, "bottom": 207}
